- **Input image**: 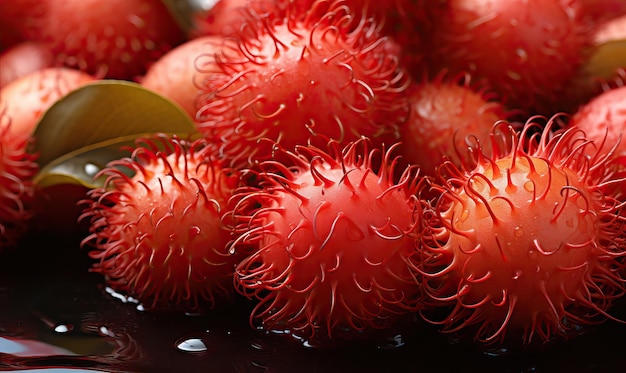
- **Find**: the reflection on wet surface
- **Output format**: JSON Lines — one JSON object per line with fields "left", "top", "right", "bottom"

{"left": 1, "top": 235, "right": 626, "bottom": 372}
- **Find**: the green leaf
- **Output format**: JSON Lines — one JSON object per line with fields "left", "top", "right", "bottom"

{"left": 32, "top": 80, "right": 197, "bottom": 168}
{"left": 34, "top": 134, "right": 142, "bottom": 189}
{"left": 584, "top": 40, "right": 626, "bottom": 81}
{"left": 34, "top": 132, "right": 200, "bottom": 189}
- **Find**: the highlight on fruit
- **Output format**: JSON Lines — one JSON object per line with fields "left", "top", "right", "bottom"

{"left": 418, "top": 115, "right": 626, "bottom": 344}
{"left": 194, "top": 0, "right": 410, "bottom": 166}
{"left": 1, "top": 0, "right": 625, "bottom": 355}
{"left": 224, "top": 137, "right": 425, "bottom": 341}
{"left": 79, "top": 134, "right": 243, "bottom": 312}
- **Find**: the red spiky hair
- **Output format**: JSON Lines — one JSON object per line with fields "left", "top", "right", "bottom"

{"left": 224, "top": 137, "right": 424, "bottom": 341}
{"left": 419, "top": 115, "right": 626, "bottom": 345}
{"left": 399, "top": 70, "right": 515, "bottom": 178}
{"left": 80, "top": 134, "right": 242, "bottom": 312}
{"left": 0, "top": 110, "right": 37, "bottom": 248}
{"left": 194, "top": 0, "right": 410, "bottom": 167}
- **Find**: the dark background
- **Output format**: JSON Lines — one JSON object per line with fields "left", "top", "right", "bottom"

{"left": 1, "top": 234, "right": 625, "bottom": 373}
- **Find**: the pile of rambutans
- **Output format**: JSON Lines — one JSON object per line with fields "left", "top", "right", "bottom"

{"left": 1, "top": 0, "right": 625, "bottom": 349}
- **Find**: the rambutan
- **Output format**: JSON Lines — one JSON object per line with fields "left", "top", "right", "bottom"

{"left": 567, "top": 85, "right": 626, "bottom": 202}
{"left": 422, "top": 0, "right": 593, "bottom": 115}
{"left": 225, "top": 138, "right": 424, "bottom": 341}
{"left": 141, "top": 35, "right": 225, "bottom": 118}
{"left": 195, "top": 0, "right": 410, "bottom": 167}
{"left": 419, "top": 116, "right": 626, "bottom": 344}
{"left": 0, "top": 67, "right": 95, "bottom": 144}
{"left": 0, "top": 111, "right": 37, "bottom": 249}
{"left": 80, "top": 134, "right": 242, "bottom": 312}
{"left": 399, "top": 72, "right": 513, "bottom": 178}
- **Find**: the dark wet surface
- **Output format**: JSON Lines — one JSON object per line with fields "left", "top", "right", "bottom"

{"left": 1, "top": 234, "right": 626, "bottom": 373}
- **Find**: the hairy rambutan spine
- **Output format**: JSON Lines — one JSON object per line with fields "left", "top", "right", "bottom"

{"left": 80, "top": 134, "right": 241, "bottom": 311}
{"left": 225, "top": 137, "right": 425, "bottom": 340}
{"left": 194, "top": 1, "right": 410, "bottom": 167}
{"left": 400, "top": 70, "right": 517, "bottom": 177}
{"left": 420, "top": 116, "right": 626, "bottom": 344}
{"left": 0, "top": 110, "right": 37, "bottom": 248}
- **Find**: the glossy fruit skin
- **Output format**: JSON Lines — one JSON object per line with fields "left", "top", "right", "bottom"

{"left": 400, "top": 72, "right": 512, "bottom": 178}
{"left": 39, "top": 0, "right": 185, "bottom": 80}
{"left": 0, "top": 42, "right": 54, "bottom": 89}
{"left": 0, "top": 112, "right": 38, "bottom": 249}
{"left": 195, "top": 1, "right": 410, "bottom": 167}
{"left": 567, "top": 86, "right": 626, "bottom": 160}
{"left": 141, "top": 36, "right": 225, "bottom": 118}
{"left": 0, "top": 67, "right": 95, "bottom": 143}
{"left": 225, "top": 138, "right": 424, "bottom": 341}
{"left": 80, "top": 135, "right": 242, "bottom": 312}
{"left": 419, "top": 117, "right": 626, "bottom": 345}
{"left": 423, "top": 0, "right": 592, "bottom": 115}
{"left": 0, "top": 66, "right": 91, "bottom": 248}
{"left": 566, "top": 86, "right": 626, "bottom": 200}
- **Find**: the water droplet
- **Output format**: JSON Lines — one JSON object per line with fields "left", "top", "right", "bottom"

{"left": 514, "top": 226, "right": 524, "bottom": 238}
{"left": 176, "top": 338, "right": 208, "bottom": 353}
{"left": 84, "top": 162, "right": 100, "bottom": 177}
{"left": 512, "top": 270, "right": 522, "bottom": 280}
{"left": 54, "top": 324, "right": 73, "bottom": 334}
{"left": 105, "top": 287, "right": 140, "bottom": 305}
{"left": 300, "top": 340, "right": 316, "bottom": 348}
{"left": 99, "top": 326, "right": 115, "bottom": 338}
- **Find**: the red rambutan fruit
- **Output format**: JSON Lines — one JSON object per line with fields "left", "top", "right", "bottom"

{"left": 0, "top": 67, "right": 96, "bottom": 144}
{"left": 0, "top": 111, "right": 38, "bottom": 249}
{"left": 195, "top": 0, "right": 410, "bottom": 166}
{"left": 37, "top": 0, "right": 185, "bottom": 80}
{"left": 422, "top": 0, "right": 593, "bottom": 116}
{"left": 189, "top": 0, "right": 313, "bottom": 38}
{"left": 566, "top": 85, "right": 626, "bottom": 199}
{"left": 399, "top": 72, "right": 513, "bottom": 178}
{"left": 419, "top": 116, "right": 626, "bottom": 345}
{"left": 141, "top": 35, "right": 225, "bottom": 118}
{"left": 0, "top": 0, "right": 47, "bottom": 50}
{"left": 0, "top": 41, "right": 54, "bottom": 89}
{"left": 225, "top": 137, "right": 424, "bottom": 341}
{"left": 80, "top": 134, "right": 243, "bottom": 312}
